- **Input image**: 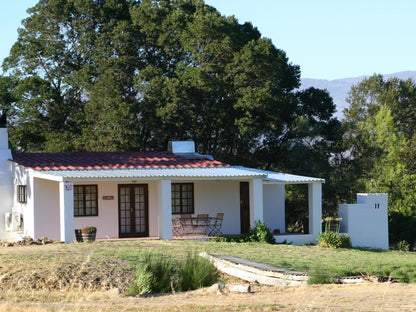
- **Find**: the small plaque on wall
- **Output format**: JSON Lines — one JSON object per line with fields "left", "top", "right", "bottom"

{"left": 102, "top": 196, "right": 114, "bottom": 200}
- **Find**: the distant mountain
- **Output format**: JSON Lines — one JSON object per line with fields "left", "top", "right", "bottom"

{"left": 300, "top": 71, "right": 416, "bottom": 120}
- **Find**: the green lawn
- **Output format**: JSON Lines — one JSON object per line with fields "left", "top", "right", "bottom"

{"left": 1, "top": 240, "right": 415, "bottom": 286}
{"left": 109, "top": 240, "right": 416, "bottom": 283}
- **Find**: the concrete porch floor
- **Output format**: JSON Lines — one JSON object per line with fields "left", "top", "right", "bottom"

{"left": 95, "top": 234, "right": 215, "bottom": 242}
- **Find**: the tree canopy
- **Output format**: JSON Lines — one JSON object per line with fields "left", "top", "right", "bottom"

{"left": 343, "top": 74, "right": 416, "bottom": 244}
{"left": 2, "top": 0, "right": 341, "bottom": 227}
{"left": 2, "top": 0, "right": 338, "bottom": 161}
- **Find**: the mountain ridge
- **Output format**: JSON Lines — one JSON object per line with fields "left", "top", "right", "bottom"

{"left": 300, "top": 71, "right": 416, "bottom": 120}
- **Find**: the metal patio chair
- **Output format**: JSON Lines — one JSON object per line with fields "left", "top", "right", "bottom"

{"left": 193, "top": 214, "right": 210, "bottom": 235}
{"left": 172, "top": 218, "right": 183, "bottom": 236}
{"left": 208, "top": 213, "right": 224, "bottom": 236}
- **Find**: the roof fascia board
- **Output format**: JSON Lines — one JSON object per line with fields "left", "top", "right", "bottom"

{"left": 32, "top": 170, "right": 64, "bottom": 182}
{"left": 52, "top": 175, "right": 266, "bottom": 183}
{"left": 263, "top": 179, "right": 325, "bottom": 185}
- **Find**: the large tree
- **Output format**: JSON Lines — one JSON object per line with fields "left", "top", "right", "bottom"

{"left": 2, "top": 0, "right": 142, "bottom": 151}
{"left": 343, "top": 74, "right": 416, "bottom": 245}
{"left": 2, "top": 0, "right": 340, "bottom": 219}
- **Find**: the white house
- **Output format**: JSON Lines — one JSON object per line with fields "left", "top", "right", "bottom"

{"left": 0, "top": 128, "right": 324, "bottom": 244}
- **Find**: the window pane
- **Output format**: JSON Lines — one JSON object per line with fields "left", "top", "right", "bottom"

{"left": 171, "top": 183, "right": 193, "bottom": 214}
{"left": 73, "top": 185, "right": 98, "bottom": 216}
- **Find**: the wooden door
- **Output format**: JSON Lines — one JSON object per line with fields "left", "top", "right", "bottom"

{"left": 118, "top": 184, "right": 149, "bottom": 237}
{"left": 240, "top": 182, "right": 250, "bottom": 234}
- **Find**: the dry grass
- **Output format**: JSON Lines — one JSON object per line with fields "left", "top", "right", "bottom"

{"left": 1, "top": 283, "right": 416, "bottom": 311}
{"left": 1, "top": 240, "right": 416, "bottom": 311}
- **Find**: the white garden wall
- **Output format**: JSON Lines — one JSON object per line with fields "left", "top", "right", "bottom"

{"left": 339, "top": 193, "right": 389, "bottom": 249}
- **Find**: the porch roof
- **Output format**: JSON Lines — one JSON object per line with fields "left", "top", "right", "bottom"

{"left": 232, "top": 167, "right": 325, "bottom": 184}
{"left": 31, "top": 166, "right": 324, "bottom": 183}
{"left": 32, "top": 166, "right": 268, "bottom": 181}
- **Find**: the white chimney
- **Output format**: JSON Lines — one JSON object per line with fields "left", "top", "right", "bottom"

{"left": 0, "top": 127, "right": 14, "bottom": 241}
{"left": 0, "top": 128, "right": 10, "bottom": 151}
{"left": 168, "top": 140, "right": 195, "bottom": 154}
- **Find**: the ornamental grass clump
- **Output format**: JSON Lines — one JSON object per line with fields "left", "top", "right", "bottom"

{"left": 307, "top": 265, "right": 335, "bottom": 285}
{"left": 318, "top": 217, "right": 352, "bottom": 248}
{"left": 128, "top": 251, "right": 219, "bottom": 295}
{"left": 129, "top": 252, "right": 176, "bottom": 295}
{"left": 178, "top": 253, "right": 219, "bottom": 291}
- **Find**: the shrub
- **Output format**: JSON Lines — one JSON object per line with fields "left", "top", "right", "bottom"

{"left": 178, "top": 253, "right": 219, "bottom": 291}
{"left": 338, "top": 234, "right": 352, "bottom": 248}
{"left": 318, "top": 217, "right": 351, "bottom": 248}
{"left": 247, "top": 221, "right": 276, "bottom": 244}
{"left": 211, "top": 221, "right": 276, "bottom": 244}
{"left": 395, "top": 240, "right": 410, "bottom": 251}
{"left": 129, "top": 252, "right": 176, "bottom": 294}
{"left": 82, "top": 226, "right": 97, "bottom": 234}
{"left": 318, "top": 231, "right": 351, "bottom": 248}
{"left": 318, "top": 231, "right": 340, "bottom": 248}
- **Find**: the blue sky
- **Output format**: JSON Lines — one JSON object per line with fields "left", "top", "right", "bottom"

{"left": 1, "top": 0, "right": 415, "bottom": 80}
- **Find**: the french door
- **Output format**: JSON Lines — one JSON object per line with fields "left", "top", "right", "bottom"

{"left": 118, "top": 184, "right": 149, "bottom": 238}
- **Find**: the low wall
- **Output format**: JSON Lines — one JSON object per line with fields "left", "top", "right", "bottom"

{"left": 339, "top": 193, "right": 389, "bottom": 249}
{"left": 274, "top": 233, "right": 317, "bottom": 245}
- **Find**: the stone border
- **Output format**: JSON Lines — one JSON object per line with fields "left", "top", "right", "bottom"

{"left": 200, "top": 252, "right": 370, "bottom": 286}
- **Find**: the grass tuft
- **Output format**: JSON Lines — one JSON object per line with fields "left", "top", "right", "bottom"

{"left": 178, "top": 253, "right": 219, "bottom": 291}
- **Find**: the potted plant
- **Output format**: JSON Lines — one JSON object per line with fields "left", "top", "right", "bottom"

{"left": 74, "top": 229, "right": 83, "bottom": 242}
{"left": 81, "top": 226, "right": 97, "bottom": 242}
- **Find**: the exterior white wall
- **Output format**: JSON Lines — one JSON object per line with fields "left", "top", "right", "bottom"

{"left": 10, "top": 164, "right": 34, "bottom": 240}
{"left": 339, "top": 193, "right": 389, "bottom": 249}
{"left": 263, "top": 184, "right": 285, "bottom": 233}
{"left": 33, "top": 178, "right": 60, "bottom": 239}
{"left": 0, "top": 128, "right": 14, "bottom": 240}
{"left": 74, "top": 181, "right": 118, "bottom": 239}
{"left": 73, "top": 180, "right": 162, "bottom": 239}
{"left": 193, "top": 180, "right": 240, "bottom": 234}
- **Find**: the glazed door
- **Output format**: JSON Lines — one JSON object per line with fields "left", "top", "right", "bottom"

{"left": 118, "top": 184, "right": 149, "bottom": 237}
{"left": 240, "top": 182, "right": 250, "bottom": 234}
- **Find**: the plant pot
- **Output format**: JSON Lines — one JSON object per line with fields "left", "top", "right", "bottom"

{"left": 81, "top": 230, "right": 96, "bottom": 242}
{"left": 75, "top": 229, "right": 83, "bottom": 242}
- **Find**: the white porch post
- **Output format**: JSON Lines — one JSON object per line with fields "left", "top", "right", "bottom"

{"left": 249, "top": 178, "right": 264, "bottom": 228}
{"left": 308, "top": 182, "right": 322, "bottom": 236}
{"left": 59, "top": 181, "right": 74, "bottom": 243}
{"left": 157, "top": 179, "right": 172, "bottom": 240}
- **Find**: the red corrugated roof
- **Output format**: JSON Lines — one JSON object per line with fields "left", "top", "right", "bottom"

{"left": 11, "top": 151, "right": 227, "bottom": 171}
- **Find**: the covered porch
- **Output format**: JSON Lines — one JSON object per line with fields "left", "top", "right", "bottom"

{"left": 18, "top": 167, "right": 323, "bottom": 245}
